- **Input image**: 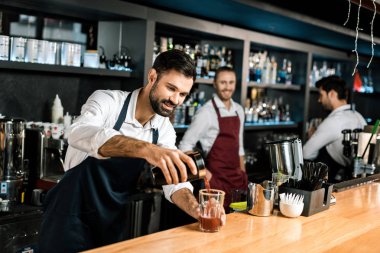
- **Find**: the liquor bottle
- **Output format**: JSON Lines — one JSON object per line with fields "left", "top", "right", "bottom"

{"left": 320, "top": 61, "right": 327, "bottom": 78}
{"left": 277, "top": 58, "right": 287, "bottom": 83}
{"left": 244, "top": 99, "right": 253, "bottom": 123}
{"left": 184, "top": 44, "right": 191, "bottom": 56}
{"left": 261, "top": 57, "right": 271, "bottom": 84}
{"left": 198, "top": 91, "right": 206, "bottom": 106}
{"left": 194, "top": 44, "right": 203, "bottom": 78}
{"left": 366, "top": 68, "right": 374, "bottom": 93}
{"left": 201, "top": 44, "right": 210, "bottom": 77}
{"left": 149, "top": 151, "right": 206, "bottom": 186}
{"left": 285, "top": 60, "right": 292, "bottom": 85}
{"left": 160, "top": 37, "right": 167, "bottom": 52}
{"left": 152, "top": 40, "right": 159, "bottom": 63}
{"left": 167, "top": 37, "right": 174, "bottom": 51}
{"left": 309, "top": 62, "right": 319, "bottom": 87}
{"left": 249, "top": 52, "right": 255, "bottom": 81}
{"left": 226, "top": 49, "right": 233, "bottom": 68}
{"left": 272, "top": 99, "right": 280, "bottom": 122}
{"left": 270, "top": 56, "right": 277, "bottom": 84}
{"left": 284, "top": 104, "right": 291, "bottom": 121}
{"left": 220, "top": 46, "right": 227, "bottom": 67}
{"left": 208, "top": 47, "right": 220, "bottom": 78}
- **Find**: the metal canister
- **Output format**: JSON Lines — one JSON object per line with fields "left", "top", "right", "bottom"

{"left": 0, "top": 118, "right": 26, "bottom": 203}
{"left": 247, "top": 182, "right": 274, "bottom": 217}
{"left": 0, "top": 117, "right": 26, "bottom": 180}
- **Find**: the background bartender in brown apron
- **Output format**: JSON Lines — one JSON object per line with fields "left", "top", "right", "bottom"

{"left": 179, "top": 66, "right": 248, "bottom": 211}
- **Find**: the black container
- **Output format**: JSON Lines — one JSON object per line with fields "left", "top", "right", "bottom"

{"left": 150, "top": 151, "right": 206, "bottom": 186}
{"left": 279, "top": 183, "right": 333, "bottom": 217}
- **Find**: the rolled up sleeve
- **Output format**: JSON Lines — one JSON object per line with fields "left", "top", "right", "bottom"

{"left": 67, "top": 90, "right": 123, "bottom": 159}
{"left": 162, "top": 182, "right": 194, "bottom": 203}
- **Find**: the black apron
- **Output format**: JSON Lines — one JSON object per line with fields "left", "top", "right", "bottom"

{"left": 316, "top": 146, "right": 348, "bottom": 183}
{"left": 314, "top": 107, "right": 353, "bottom": 183}
{"left": 38, "top": 93, "right": 159, "bottom": 252}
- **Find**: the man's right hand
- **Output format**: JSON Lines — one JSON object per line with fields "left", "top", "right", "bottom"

{"left": 146, "top": 146, "right": 197, "bottom": 185}
{"left": 98, "top": 135, "right": 197, "bottom": 185}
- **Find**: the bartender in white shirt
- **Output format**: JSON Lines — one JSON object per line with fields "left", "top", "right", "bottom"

{"left": 179, "top": 66, "right": 247, "bottom": 211}
{"left": 303, "top": 75, "right": 367, "bottom": 182}
{"left": 39, "top": 50, "right": 225, "bottom": 252}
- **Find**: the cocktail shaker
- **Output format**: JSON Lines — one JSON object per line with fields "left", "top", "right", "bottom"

{"left": 150, "top": 151, "right": 206, "bottom": 186}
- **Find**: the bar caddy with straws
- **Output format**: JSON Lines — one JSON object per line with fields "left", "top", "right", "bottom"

{"left": 341, "top": 120, "right": 380, "bottom": 178}
{"left": 247, "top": 138, "right": 305, "bottom": 217}
{"left": 259, "top": 138, "right": 332, "bottom": 217}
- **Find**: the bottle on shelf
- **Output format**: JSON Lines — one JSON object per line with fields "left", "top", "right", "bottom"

{"left": 320, "top": 61, "right": 327, "bottom": 78}
{"left": 153, "top": 41, "right": 159, "bottom": 63}
{"left": 309, "top": 61, "right": 319, "bottom": 87}
{"left": 261, "top": 57, "right": 271, "bottom": 84}
{"left": 277, "top": 58, "right": 287, "bottom": 84}
{"left": 194, "top": 44, "right": 203, "bottom": 78}
{"left": 201, "top": 44, "right": 210, "bottom": 78}
{"left": 272, "top": 99, "right": 280, "bottom": 122}
{"left": 285, "top": 60, "right": 292, "bottom": 85}
{"left": 366, "top": 68, "right": 374, "bottom": 93}
{"left": 208, "top": 47, "right": 220, "bottom": 78}
{"left": 167, "top": 37, "right": 174, "bottom": 51}
{"left": 52, "top": 94, "right": 64, "bottom": 124}
{"left": 226, "top": 49, "right": 233, "bottom": 68}
{"left": 198, "top": 91, "right": 206, "bottom": 106}
{"left": 284, "top": 104, "right": 291, "bottom": 122}
{"left": 270, "top": 56, "right": 277, "bottom": 84}
{"left": 244, "top": 99, "right": 253, "bottom": 123}
{"left": 160, "top": 37, "right": 167, "bottom": 52}
{"left": 249, "top": 52, "right": 255, "bottom": 81}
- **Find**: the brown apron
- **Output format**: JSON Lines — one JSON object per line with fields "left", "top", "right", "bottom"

{"left": 206, "top": 98, "right": 248, "bottom": 210}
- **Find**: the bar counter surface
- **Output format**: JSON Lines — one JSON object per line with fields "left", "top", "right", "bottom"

{"left": 84, "top": 183, "right": 380, "bottom": 253}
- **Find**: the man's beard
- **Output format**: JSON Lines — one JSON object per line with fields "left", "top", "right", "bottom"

{"left": 149, "top": 82, "right": 177, "bottom": 117}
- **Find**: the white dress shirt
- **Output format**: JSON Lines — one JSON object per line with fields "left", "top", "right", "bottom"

{"left": 64, "top": 89, "right": 193, "bottom": 202}
{"left": 303, "top": 104, "right": 367, "bottom": 166}
{"left": 179, "top": 95, "right": 245, "bottom": 156}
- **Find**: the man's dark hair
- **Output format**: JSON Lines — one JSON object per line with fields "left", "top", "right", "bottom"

{"left": 153, "top": 49, "right": 196, "bottom": 82}
{"left": 214, "top": 66, "right": 236, "bottom": 81}
{"left": 316, "top": 75, "right": 349, "bottom": 100}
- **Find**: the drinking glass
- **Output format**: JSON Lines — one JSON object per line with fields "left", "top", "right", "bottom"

{"left": 199, "top": 189, "right": 225, "bottom": 232}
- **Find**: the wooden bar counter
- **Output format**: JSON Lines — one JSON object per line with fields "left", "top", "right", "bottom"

{"left": 85, "top": 183, "right": 380, "bottom": 253}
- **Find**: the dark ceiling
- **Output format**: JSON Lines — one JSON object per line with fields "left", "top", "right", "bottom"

{"left": 124, "top": 0, "right": 380, "bottom": 58}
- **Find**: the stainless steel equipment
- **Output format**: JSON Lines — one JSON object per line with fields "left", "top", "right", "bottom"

{"left": 24, "top": 128, "right": 66, "bottom": 185}
{"left": 266, "top": 138, "right": 303, "bottom": 180}
{"left": 0, "top": 117, "right": 26, "bottom": 204}
{"left": 342, "top": 124, "right": 380, "bottom": 177}
{"left": 247, "top": 181, "right": 274, "bottom": 216}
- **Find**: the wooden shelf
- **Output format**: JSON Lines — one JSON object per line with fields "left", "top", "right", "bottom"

{"left": 244, "top": 121, "right": 298, "bottom": 130}
{"left": 247, "top": 82, "right": 302, "bottom": 91}
{"left": 195, "top": 78, "right": 214, "bottom": 85}
{"left": 0, "top": 61, "right": 133, "bottom": 78}
{"left": 175, "top": 121, "right": 298, "bottom": 133}
{"left": 352, "top": 91, "right": 379, "bottom": 96}
{"left": 310, "top": 86, "right": 319, "bottom": 92}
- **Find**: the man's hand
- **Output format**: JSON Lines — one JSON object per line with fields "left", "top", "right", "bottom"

{"left": 146, "top": 146, "right": 197, "bottom": 185}
{"left": 171, "top": 188, "right": 226, "bottom": 226}
{"left": 98, "top": 135, "right": 197, "bottom": 185}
